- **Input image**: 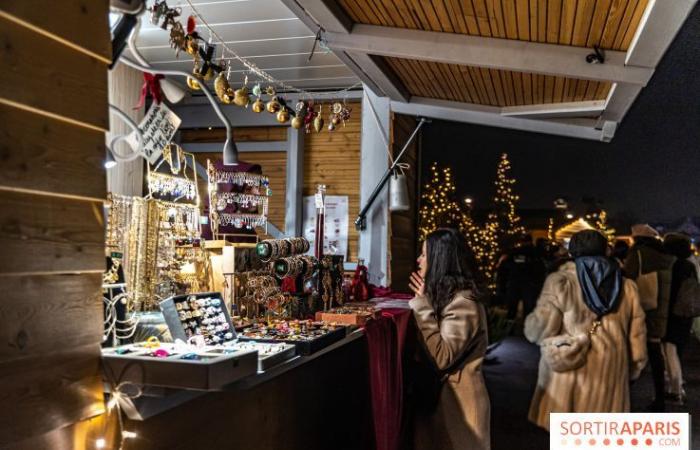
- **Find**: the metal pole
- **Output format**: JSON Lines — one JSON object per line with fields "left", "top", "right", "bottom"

{"left": 355, "top": 117, "right": 429, "bottom": 230}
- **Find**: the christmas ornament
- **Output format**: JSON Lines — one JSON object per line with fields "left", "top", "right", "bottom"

{"left": 214, "top": 72, "right": 234, "bottom": 104}
{"left": 169, "top": 22, "right": 187, "bottom": 55}
{"left": 195, "top": 42, "right": 222, "bottom": 80}
{"left": 150, "top": 1, "right": 181, "bottom": 30}
{"left": 291, "top": 116, "right": 303, "bottom": 129}
{"left": 233, "top": 86, "right": 250, "bottom": 107}
{"left": 276, "top": 108, "right": 290, "bottom": 123}
{"left": 327, "top": 122, "right": 335, "bottom": 132}
{"left": 266, "top": 96, "right": 280, "bottom": 113}
{"left": 252, "top": 98, "right": 265, "bottom": 113}
{"left": 186, "top": 76, "right": 201, "bottom": 90}
{"left": 313, "top": 105, "right": 324, "bottom": 133}
{"left": 184, "top": 17, "right": 201, "bottom": 58}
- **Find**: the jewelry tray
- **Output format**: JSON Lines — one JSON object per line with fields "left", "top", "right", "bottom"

{"left": 101, "top": 343, "right": 257, "bottom": 390}
{"left": 160, "top": 292, "right": 237, "bottom": 344}
{"left": 217, "top": 341, "right": 297, "bottom": 372}
{"left": 238, "top": 325, "right": 348, "bottom": 356}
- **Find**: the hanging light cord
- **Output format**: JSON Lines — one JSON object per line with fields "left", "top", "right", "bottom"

{"left": 182, "top": 0, "right": 361, "bottom": 99}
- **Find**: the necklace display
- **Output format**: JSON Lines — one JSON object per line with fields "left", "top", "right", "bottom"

{"left": 105, "top": 193, "right": 134, "bottom": 252}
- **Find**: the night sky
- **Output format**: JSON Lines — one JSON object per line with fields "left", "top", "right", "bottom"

{"left": 421, "top": 5, "right": 700, "bottom": 230}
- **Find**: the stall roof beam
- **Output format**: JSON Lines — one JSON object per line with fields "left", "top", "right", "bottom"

{"left": 325, "top": 25, "right": 654, "bottom": 85}
{"left": 344, "top": 51, "right": 409, "bottom": 102}
{"left": 391, "top": 97, "right": 614, "bottom": 142}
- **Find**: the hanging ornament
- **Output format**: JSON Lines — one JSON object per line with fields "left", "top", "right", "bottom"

{"left": 276, "top": 107, "right": 290, "bottom": 124}
{"left": 186, "top": 76, "right": 201, "bottom": 91}
{"left": 169, "top": 22, "right": 187, "bottom": 55}
{"left": 313, "top": 105, "right": 324, "bottom": 133}
{"left": 195, "top": 42, "right": 222, "bottom": 80}
{"left": 327, "top": 122, "right": 336, "bottom": 132}
{"left": 266, "top": 96, "right": 281, "bottom": 113}
{"left": 233, "top": 75, "right": 249, "bottom": 107}
{"left": 134, "top": 73, "right": 165, "bottom": 109}
{"left": 291, "top": 100, "right": 306, "bottom": 129}
{"left": 252, "top": 98, "right": 265, "bottom": 113}
{"left": 214, "top": 72, "right": 234, "bottom": 104}
{"left": 150, "top": 1, "right": 169, "bottom": 26}
{"left": 303, "top": 101, "right": 316, "bottom": 134}
{"left": 291, "top": 115, "right": 303, "bottom": 129}
{"left": 184, "top": 16, "right": 201, "bottom": 58}
{"left": 265, "top": 86, "right": 276, "bottom": 96}
{"left": 339, "top": 101, "right": 352, "bottom": 126}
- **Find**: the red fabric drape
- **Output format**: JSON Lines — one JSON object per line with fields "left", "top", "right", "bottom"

{"left": 365, "top": 308, "right": 412, "bottom": 450}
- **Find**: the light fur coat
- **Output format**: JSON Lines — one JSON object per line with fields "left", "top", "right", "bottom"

{"left": 410, "top": 291, "right": 491, "bottom": 450}
{"left": 524, "top": 262, "right": 648, "bottom": 430}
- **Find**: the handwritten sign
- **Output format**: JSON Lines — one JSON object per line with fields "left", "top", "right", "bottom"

{"left": 303, "top": 195, "right": 349, "bottom": 259}
{"left": 127, "top": 102, "right": 181, "bottom": 164}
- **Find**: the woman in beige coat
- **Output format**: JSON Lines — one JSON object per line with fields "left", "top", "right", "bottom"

{"left": 409, "top": 228, "right": 490, "bottom": 450}
{"left": 525, "top": 230, "right": 648, "bottom": 430}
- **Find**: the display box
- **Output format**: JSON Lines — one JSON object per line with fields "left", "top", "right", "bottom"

{"left": 216, "top": 341, "right": 297, "bottom": 372}
{"left": 160, "top": 292, "right": 236, "bottom": 345}
{"left": 101, "top": 343, "right": 257, "bottom": 390}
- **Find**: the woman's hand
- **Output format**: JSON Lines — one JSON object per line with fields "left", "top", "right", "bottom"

{"left": 409, "top": 272, "right": 425, "bottom": 297}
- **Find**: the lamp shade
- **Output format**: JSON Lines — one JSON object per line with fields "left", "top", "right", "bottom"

{"left": 223, "top": 139, "right": 239, "bottom": 166}
{"left": 160, "top": 78, "right": 187, "bottom": 104}
{"left": 389, "top": 172, "right": 410, "bottom": 212}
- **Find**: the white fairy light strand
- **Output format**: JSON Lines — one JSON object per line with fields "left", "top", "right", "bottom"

{"left": 181, "top": 0, "right": 362, "bottom": 99}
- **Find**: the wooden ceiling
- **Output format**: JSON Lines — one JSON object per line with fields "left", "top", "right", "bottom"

{"left": 384, "top": 57, "right": 611, "bottom": 106}
{"left": 339, "top": 0, "right": 649, "bottom": 51}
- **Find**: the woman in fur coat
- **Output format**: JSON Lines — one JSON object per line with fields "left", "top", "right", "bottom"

{"left": 524, "top": 230, "right": 648, "bottom": 430}
{"left": 409, "top": 228, "right": 491, "bottom": 450}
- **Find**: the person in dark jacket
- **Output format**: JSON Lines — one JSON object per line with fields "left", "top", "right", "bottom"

{"left": 624, "top": 224, "right": 676, "bottom": 411}
{"left": 505, "top": 235, "right": 546, "bottom": 320}
{"left": 662, "top": 233, "right": 697, "bottom": 405}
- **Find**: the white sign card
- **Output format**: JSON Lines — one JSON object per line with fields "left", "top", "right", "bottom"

{"left": 127, "top": 102, "right": 182, "bottom": 164}
{"left": 303, "top": 195, "right": 349, "bottom": 259}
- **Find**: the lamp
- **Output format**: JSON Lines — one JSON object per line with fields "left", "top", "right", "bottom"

{"left": 223, "top": 139, "right": 239, "bottom": 166}
{"left": 389, "top": 170, "right": 409, "bottom": 212}
{"left": 160, "top": 78, "right": 187, "bottom": 104}
{"left": 104, "top": 150, "right": 118, "bottom": 169}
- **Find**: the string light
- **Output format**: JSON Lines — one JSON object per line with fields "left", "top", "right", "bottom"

{"left": 595, "top": 209, "right": 616, "bottom": 242}
{"left": 183, "top": 0, "right": 362, "bottom": 99}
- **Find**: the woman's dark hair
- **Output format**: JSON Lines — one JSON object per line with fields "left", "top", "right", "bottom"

{"left": 424, "top": 228, "right": 480, "bottom": 315}
{"left": 663, "top": 233, "right": 692, "bottom": 259}
{"left": 568, "top": 230, "right": 608, "bottom": 258}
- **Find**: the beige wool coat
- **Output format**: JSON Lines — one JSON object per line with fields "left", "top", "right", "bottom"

{"left": 524, "top": 262, "right": 648, "bottom": 430}
{"left": 410, "top": 291, "right": 491, "bottom": 450}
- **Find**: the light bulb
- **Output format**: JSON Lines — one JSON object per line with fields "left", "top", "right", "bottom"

{"left": 96, "top": 438, "right": 106, "bottom": 449}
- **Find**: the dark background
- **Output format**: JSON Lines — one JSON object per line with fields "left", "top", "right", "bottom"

{"left": 420, "top": 5, "right": 700, "bottom": 231}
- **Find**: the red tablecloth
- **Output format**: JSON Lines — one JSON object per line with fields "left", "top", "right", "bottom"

{"left": 365, "top": 307, "right": 412, "bottom": 450}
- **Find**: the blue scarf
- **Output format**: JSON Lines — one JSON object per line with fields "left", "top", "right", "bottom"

{"left": 574, "top": 256, "right": 623, "bottom": 317}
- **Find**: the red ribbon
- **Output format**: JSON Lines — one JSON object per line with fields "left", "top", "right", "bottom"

{"left": 134, "top": 73, "right": 165, "bottom": 110}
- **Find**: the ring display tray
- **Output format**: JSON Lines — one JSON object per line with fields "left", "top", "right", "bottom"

{"left": 217, "top": 341, "right": 297, "bottom": 372}
{"left": 238, "top": 325, "right": 348, "bottom": 356}
{"left": 102, "top": 343, "right": 257, "bottom": 390}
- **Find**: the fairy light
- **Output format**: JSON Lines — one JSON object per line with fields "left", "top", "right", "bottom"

{"left": 595, "top": 209, "right": 616, "bottom": 242}
{"left": 95, "top": 438, "right": 106, "bottom": 449}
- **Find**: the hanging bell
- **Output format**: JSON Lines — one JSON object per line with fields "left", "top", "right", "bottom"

{"left": 266, "top": 96, "right": 281, "bottom": 113}
{"left": 389, "top": 171, "right": 410, "bottom": 212}
{"left": 276, "top": 108, "right": 290, "bottom": 124}
{"left": 233, "top": 86, "right": 249, "bottom": 107}
{"left": 291, "top": 116, "right": 303, "bottom": 129}
{"left": 313, "top": 114, "right": 324, "bottom": 133}
{"left": 252, "top": 98, "right": 265, "bottom": 113}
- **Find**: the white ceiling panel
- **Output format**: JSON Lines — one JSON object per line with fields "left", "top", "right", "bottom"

{"left": 149, "top": 50, "right": 341, "bottom": 71}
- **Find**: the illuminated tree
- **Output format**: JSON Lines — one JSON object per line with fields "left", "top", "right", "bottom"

{"left": 418, "top": 163, "right": 463, "bottom": 241}
{"left": 491, "top": 153, "right": 525, "bottom": 246}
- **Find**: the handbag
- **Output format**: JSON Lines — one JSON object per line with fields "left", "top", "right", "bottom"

{"left": 540, "top": 320, "right": 601, "bottom": 373}
{"left": 673, "top": 276, "right": 700, "bottom": 318}
{"left": 636, "top": 251, "right": 659, "bottom": 311}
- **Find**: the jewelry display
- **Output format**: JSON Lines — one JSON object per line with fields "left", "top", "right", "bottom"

{"left": 148, "top": 171, "right": 197, "bottom": 201}
{"left": 103, "top": 255, "right": 122, "bottom": 285}
{"left": 147, "top": 146, "right": 199, "bottom": 205}
{"left": 238, "top": 319, "right": 347, "bottom": 355}
{"left": 105, "top": 193, "right": 134, "bottom": 252}
{"left": 256, "top": 237, "right": 310, "bottom": 262}
{"left": 161, "top": 293, "right": 236, "bottom": 345}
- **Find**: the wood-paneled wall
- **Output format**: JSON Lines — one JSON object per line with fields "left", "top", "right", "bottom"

{"left": 304, "top": 101, "right": 362, "bottom": 261}
{"left": 0, "top": 2, "right": 110, "bottom": 448}
{"left": 388, "top": 114, "right": 420, "bottom": 292}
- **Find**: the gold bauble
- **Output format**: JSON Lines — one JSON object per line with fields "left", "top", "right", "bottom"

{"left": 291, "top": 116, "right": 303, "bottom": 129}
{"left": 186, "top": 77, "right": 201, "bottom": 90}
{"left": 327, "top": 122, "right": 336, "bottom": 132}
{"left": 203, "top": 67, "right": 215, "bottom": 81}
{"left": 252, "top": 99, "right": 265, "bottom": 113}
{"left": 331, "top": 115, "right": 341, "bottom": 126}
{"left": 214, "top": 73, "right": 233, "bottom": 103}
{"left": 276, "top": 108, "right": 290, "bottom": 124}
{"left": 233, "top": 87, "right": 249, "bottom": 107}
{"left": 313, "top": 115, "right": 324, "bottom": 133}
{"left": 266, "top": 97, "right": 280, "bottom": 113}
{"left": 185, "top": 36, "right": 199, "bottom": 56}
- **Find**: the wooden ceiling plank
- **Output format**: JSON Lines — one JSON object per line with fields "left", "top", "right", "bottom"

{"left": 470, "top": 0, "right": 493, "bottom": 36}
{"left": 432, "top": 0, "right": 457, "bottom": 33}
{"left": 428, "top": 61, "right": 459, "bottom": 101}
{"left": 512, "top": 72, "right": 525, "bottom": 105}
{"left": 406, "top": 58, "right": 441, "bottom": 98}
{"left": 547, "top": 0, "right": 563, "bottom": 44}
{"left": 445, "top": 0, "right": 470, "bottom": 34}
{"left": 553, "top": 76, "right": 565, "bottom": 103}
{"left": 537, "top": 73, "right": 546, "bottom": 104}
{"left": 444, "top": 63, "right": 472, "bottom": 103}
{"left": 386, "top": 58, "right": 420, "bottom": 96}
{"left": 515, "top": 0, "right": 530, "bottom": 40}
{"left": 568, "top": 78, "right": 579, "bottom": 100}
{"left": 343, "top": 0, "right": 374, "bottom": 23}
{"left": 544, "top": 75, "right": 555, "bottom": 103}
{"left": 455, "top": 65, "right": 480, "bottom": 103}
{"left": 502, "top": 0, "right": 519, "bottom": 39}
{"left": 421, "top": 1, "right": 445, "bottom": 31}
{"left": 620, "top": 0, "right": 650, "bottom": 50}
{"left": 559, "top": 0, "right": 578, "bottom": 44}
{"left": 488, "top": 68, "right": 508, "bottom": 106}
{"left": 594, "top": 80, "right": 611, "bottom": 99}
{"left": 599, "top": 0, "right": 628, "bottom": 49}
{"left": 537, "top": 0, "right": 547, "bottom": 43}
{"left": 522, "top": 72, "right": 533, "bottom": 104}
{"left": 574, "top": 79, "right": 589, "bottom": 101}
{"left": 478, "top": 68, "right": 499, "bottom": 105}
{"left": 528, "top": 0, "right": 539, "bottom": 42}
{"left": 503, "top": 70, "right": 517, "bottom": 106}
{"left": 367, "top": 0, "right": 393, "bottom": 26}
{"left": 571, "top": 0, "right": 596, "bottom": 47}
{"left": 587, "top": 0, "right": 614, "bottom": 48}
{"left": 377, "top": 0, "right": 409, "bottom": 28}
{"left": 392, "top": 0, "right": 420, "bottom": 28}
{"left": 467, "top": 66, "right": 490, "bottom": 104}
{"left": 583, "top": 80, "right": 599, "bottom": 100}
{"left": 611, "top": 0, "right": 640, "bottom": 50}
{"left": 407, "top": 0, "right": 433, "bottom": 29}
{"left": 561, "top": 78, "right": 570, "bottom": 102}
{"left": 485, "top": 0, "right": 506, "bottom": 38}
